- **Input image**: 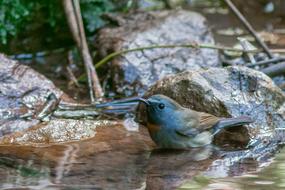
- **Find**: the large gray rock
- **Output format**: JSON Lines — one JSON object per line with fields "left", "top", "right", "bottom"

{"left": 97, "top": 10, "right": 220, "bottom": 96}
{"left": 0, "top": 54, "right": 64, "bottom": 136}
{"left": 145, "top": 66, "right": 285, "bottom": 146}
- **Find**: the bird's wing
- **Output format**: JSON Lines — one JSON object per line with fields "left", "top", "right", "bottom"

{"left": 174, "top": 110, "right": 201, "bottom": 137}
{"left": 175, "top": 126, "right": 200, "bottom": 137}
{"left": 197, "top": 112, "right": 220, "bottom": 130}
{"left": 175, "top": 111, "right": 220, "bottom": 137}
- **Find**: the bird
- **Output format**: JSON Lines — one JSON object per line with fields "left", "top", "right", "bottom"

{"left": 96, "top": 94, "right": 254, "bottom": 149}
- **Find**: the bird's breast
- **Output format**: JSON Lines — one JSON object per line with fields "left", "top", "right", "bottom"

{"left": 146, "top": 122, "right": 161, "bottom": 135}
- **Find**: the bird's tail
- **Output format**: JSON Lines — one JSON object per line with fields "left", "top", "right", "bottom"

{"left": 212, "top": 116, "right": 254, "bottom": 136}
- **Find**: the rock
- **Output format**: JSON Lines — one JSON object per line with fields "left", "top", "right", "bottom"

{"left": 0, "top": 54, "right": 65, "bottom": 136}
{"left": 0, "top": 125, "right": 153, "bottom": 189}
{"left": 0, "top": 119, "right": 119, "bottom": 144}
{"left": 145, "top": 66, "right": 285, "bottom": 146}
{"left": 97, "top": 10, "right": 220, "bottom": 96}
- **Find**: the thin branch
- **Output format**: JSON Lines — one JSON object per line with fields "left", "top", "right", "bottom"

{"left": 224, "top": 0, "right": 274, "bottom": 58}
{"left": 271, "top": 49, "right": 285, "bottom": 54}
{"left": 247, "top": 57, "right": 285, "bottom": 67}
{"left": 95, "top": 43, "right": 261, "bottom": 68}
{"left": 67, "top": 50, "right": 80, "bottom": 87}
{"left": 63, "top": 0, "right": 104, "bottom": 102}
{"left": 261, "top": 62, "right": 285, "bottom": 77}
{"left": 67, "top": 66, "right": 80, "bottom": 87}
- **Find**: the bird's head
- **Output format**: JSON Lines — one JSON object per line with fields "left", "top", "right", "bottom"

{"left": 95, "top": 94, "right": 182, "bottom": 125}
{"left": 143, "top": 94, "right": 182, "bottom": 125}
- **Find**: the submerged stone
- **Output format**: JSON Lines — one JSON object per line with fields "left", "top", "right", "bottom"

{"left": 97, "top": 10, "right": 220, "bottom": 96}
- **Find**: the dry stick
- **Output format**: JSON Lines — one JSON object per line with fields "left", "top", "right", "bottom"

{"left": 247, "top": 57, "right": 285, "bottom": 67}
{"left": 271, "top": 49, "right": 285, "bottom": 54}
{"left": 95, "top": 43, "right": 261, "bottom": 68}
{"left": 67, "top": 51, "right": 80, "bottom": 87}
{"left": 261, "top": 62, "right": 285, "bottom": 77}
{"left": 72, "top": 0, "right": 102, "bottom": 101}
{"left": 72, "top": 0, "right": 104, "bottom": 100}
{"left": 63, "top": 0, "right": 103, "bottom": 103}
{"left": 63, "top": 0, "right": 91, "bottom": 97}
{"left": 224, "top": 0, "right": 274, "bottom": 59}
{"left": 67, "top": 66, "right": 80, "bottom": 87}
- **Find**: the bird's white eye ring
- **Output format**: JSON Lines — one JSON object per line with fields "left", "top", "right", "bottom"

{"left": 158, "top": 103, "right": 165, "bottom": 109}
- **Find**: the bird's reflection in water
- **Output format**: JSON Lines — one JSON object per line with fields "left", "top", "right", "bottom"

{"left": 146, "top": 146, "right": 218, "bottom": 189}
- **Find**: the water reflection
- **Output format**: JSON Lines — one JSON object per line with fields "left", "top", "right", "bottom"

{"left": 0, "top": 126, "right": 283, "bottom": 189}
{"left": 146, "top": 146, "right": 216, "bottom": 189}
{"left": 0, "top": 156, "right": 52, "bottom": 189}
{"left": 179, "top": 147, "right": 285, "bottom": 190}
{"left": 0, "top": 126, "right": 153, "bottom": 189}
{"left": 0, "top": 143, "right": 215, "bottom": 189}
{"left": 54, "top": 144, "right": 79, "bottom": 184}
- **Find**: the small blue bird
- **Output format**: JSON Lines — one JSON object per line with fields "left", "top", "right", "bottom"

{"left": 97, "top": 94, "right": 254, "bottom": 149}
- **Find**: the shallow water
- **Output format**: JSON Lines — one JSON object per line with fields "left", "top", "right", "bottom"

{"left": 0, "top": 125, "right": 153, "bottom": 189}
{"left": 179, "top": 147, "right": 285, "bottom": 190}
{"left": 0, "top": 124, "right": 282, "bottom": 190}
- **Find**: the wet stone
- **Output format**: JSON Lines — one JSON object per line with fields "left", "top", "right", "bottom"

{"left": 0, "top": 119, "right": 119, "bottom": 145}
{"left": 145, "top": 66, "right": 285, "bottom": 148}
{"left": 97, "top": 10, "right": 220, "bottom": 96}
{"left": 0, "top": 125, "right": 153, "bottom": 189}
{"left": 0, "top": 54, "right": 64, "bottom": 136}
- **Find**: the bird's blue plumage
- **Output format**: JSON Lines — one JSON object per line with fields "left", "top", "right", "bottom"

{"left": 96, "top": 94, "right": 254, "bottom": 149}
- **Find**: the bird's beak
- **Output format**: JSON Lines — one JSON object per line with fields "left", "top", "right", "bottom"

{"left": 137, "top": 98, "right": 150, "bottom": 106}
{"left": 95, "top": 97, "right": 150, "bottom": 108}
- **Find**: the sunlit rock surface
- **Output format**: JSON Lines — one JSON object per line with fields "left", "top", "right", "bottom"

{"left": 0, "top": 54, "right": 66, "bottom": 136}
{"left": 146, "top": 66, "right": 285, "bottom": 147}
{"left": 0, "top": 119, "right": 119, "bottom": 145}
{"left": 97, "top": 10, "right": 220, "bottom": 96}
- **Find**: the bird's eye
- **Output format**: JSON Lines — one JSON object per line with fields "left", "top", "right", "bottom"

{"left": 158, "top": 103, "right": 165, "bottom": 109}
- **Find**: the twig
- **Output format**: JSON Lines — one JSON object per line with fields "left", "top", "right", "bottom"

{"left": 58, "top": 102, "right": 93, "bottom": 110}
{"left": 67, "top": 51, "right": 80, "bottom": 87}
{"left": 95, "top": 43, "right": 261, "bottom": 68}
{"left": 261, "top": 62, "right": 285, "bottom": 77}
{"left": 36, "top": 93, "right": 60, "bottom": 121}
{"left": 63, "top": 0, "right": 103, "bottom": 103}
{"left": 67, "top": 66, "right": 80, "bottom": 87}
{"left": 53, "top": 110, "right": 99, "bottom": 118}
{"left": 271, "top": 49, "right": 285, "bottom": 54}
{"left": 238, "top": 37, "right": 256, "bottom": 63}
{"left": 224, "top": 0, "right": 274, "bottom": 58}
{"left": 54, "top": 102, "right": 128, "bottom": 119}
{"left": 247, "top": 57, "right": 285, "bottom": 67}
